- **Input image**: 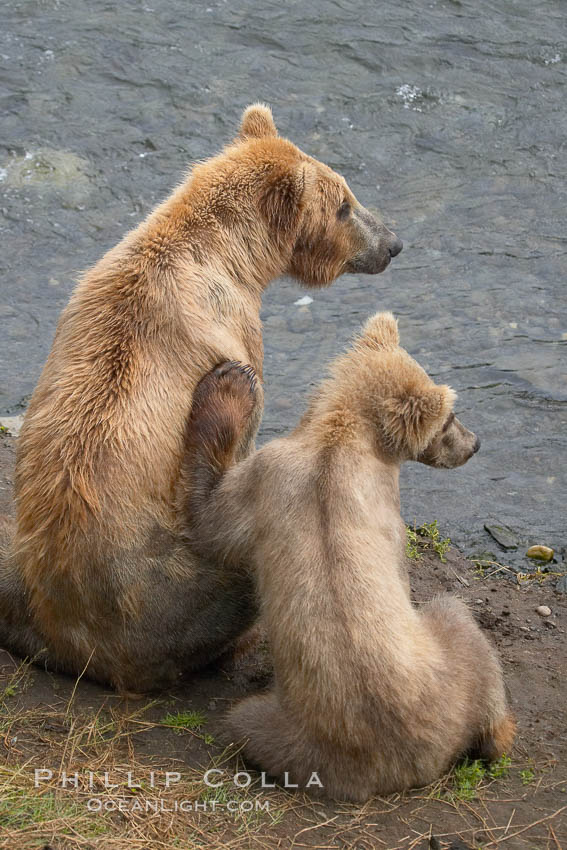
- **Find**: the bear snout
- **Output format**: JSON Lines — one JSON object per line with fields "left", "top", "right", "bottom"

{"left": 388, "top": 236, "right": 403, "bottom": 258}
{"left": 353, "top": 207, "right": 404, "bottom": 274}
{"left": 347, "top": 207, "right": 403, "bottom": 274}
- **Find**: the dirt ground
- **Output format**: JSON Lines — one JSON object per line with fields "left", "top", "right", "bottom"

{"left": 0, "top": 431, "right": 566, "bottom": 850}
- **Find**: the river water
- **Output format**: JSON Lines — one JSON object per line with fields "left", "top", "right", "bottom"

{"left": 1, "top": 0, "right": 566, "bottom": 569}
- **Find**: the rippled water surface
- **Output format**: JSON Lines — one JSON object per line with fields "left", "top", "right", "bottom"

{"left": 1, "top": 0, "right": 566, "bottom": 565}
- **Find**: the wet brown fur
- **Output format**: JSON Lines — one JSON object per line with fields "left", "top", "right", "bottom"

{"left": 0, "top": 106, "right": 401, "bottom": 691}
{"left": 185, "top": 314, "right": 515, "bottom": 802}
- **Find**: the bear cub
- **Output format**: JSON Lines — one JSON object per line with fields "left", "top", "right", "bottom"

{"left": 183, "top": 312, "right": 515, "bottom": 802}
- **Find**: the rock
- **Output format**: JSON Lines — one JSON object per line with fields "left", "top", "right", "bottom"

{"left": 555, "top": 575, "right": 567, "bottom": 594}
{"left": 1, "top": 148, "right": 91, "bottom": 205}
{"left": 484, "top": 523, "right": 519, "bottom": 550}
{"left": 0, "top": 415, "right": 25, "bottom": 437}
{"left": 536, "top": 605, "right": 551, "bottom": 617}
{"left": 526, "top": 545, "right": 554, "bottom": 561}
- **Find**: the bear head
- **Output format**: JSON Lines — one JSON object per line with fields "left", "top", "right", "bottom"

{"left": 232, "top": 104, "right": 403, "bottom": 286}
{"left": 345, "top": 312, "right": 480, "bottom": 467}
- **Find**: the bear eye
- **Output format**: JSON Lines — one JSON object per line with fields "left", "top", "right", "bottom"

{"left": 337, "top": 201, "right": 351, "bottom": 221}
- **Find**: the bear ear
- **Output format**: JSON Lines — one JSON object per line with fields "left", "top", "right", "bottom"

{"left": 359, "top": 311, "right": 399, "bottom": 351}
{"left": 259, "top": 161, "right": 316, "bottom": 234}
{"left": 382, "top": 384, "right": 456, "bottom": 456}
{"left": 237, "top": 103, "right": 278, "bottom": 141}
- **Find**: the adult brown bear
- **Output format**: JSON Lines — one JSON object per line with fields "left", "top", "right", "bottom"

{"left": 0, "top": 105, "right": 402, "bottom": 692}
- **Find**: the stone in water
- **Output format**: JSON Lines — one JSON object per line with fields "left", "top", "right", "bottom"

{"left": 526, "top": 545, "right": 554, "bottom": 561}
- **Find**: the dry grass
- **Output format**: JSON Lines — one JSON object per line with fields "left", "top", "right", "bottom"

{"left": 0, "top": 661, "right": 328, "bottom": 849}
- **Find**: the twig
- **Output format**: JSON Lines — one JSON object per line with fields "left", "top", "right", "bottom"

{"left": 549, "top": 824, "right": 563, "bottom": 850}
{"left": 290, "top": 816, "right": 338, "bottom": 844}
{"left": 493, "top": 805, "right": 566, "bottom": 845}
{"left": 65, "top": 646, "right": 96, "bottom": 719}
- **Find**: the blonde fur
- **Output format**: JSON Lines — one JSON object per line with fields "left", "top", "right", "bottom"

{"left": 185, "top": 314, "right": 515, "bottom": 801}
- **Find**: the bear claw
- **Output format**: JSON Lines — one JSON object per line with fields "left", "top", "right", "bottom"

{"left": 212, "top": 360, "right": 257, "bottom": 395}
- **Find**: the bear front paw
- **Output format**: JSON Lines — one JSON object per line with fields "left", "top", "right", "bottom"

{"left": 212, "top": 360, "right": 258, "bottom": 396}
{"left": 190, "top": 360, "right": 259, "bottom": 444}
